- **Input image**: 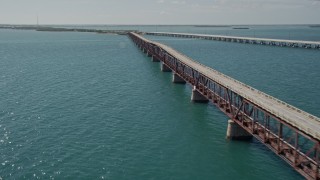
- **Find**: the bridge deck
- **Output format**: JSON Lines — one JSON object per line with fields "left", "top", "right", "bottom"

{"left": 134, "top": 32, "right": 320, "bottom": 141}
{"left": 146, "top": 32, "right": 320, "bottom": 48}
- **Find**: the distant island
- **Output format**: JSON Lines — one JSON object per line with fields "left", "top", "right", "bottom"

{"left": 194, "top": 25, "right": 231, "bottom": 28}
{"left": 233, "top": 27, "right": 250, "bottom": 29}
{"left": 309, "top": 25, "right": 320, "bottom": 28}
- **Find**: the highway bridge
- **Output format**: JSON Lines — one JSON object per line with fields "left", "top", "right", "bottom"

{"left": 129, "top": 32, "right": 320, "bottom": 179}
{"left": 145, "top": 32, "right": 320, "bottom": 50}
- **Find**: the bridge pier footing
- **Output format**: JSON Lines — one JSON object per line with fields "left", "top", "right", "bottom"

{"left": 191, "top": 86, "right": 208, "bottom": 103}
{"left": 172, "top": 73, "right": 186, "bottom": 84}
{"left": 161, "top": 62, "right": 172, "bottom": 72}
{"left": 152, "top": 56, "right": 160, "bottom": 62}
{"left": 226, "top": 120, "right": 252, "bottom": 140}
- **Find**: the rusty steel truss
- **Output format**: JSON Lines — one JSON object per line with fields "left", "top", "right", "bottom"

{"left": 129, "top": 32, "right": 320, "bottom": 180}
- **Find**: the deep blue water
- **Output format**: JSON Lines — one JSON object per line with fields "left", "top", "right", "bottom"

{"left": 1, "top": 27, "right": 318, "bottom": 179}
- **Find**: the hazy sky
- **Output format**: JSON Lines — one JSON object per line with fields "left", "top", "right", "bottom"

{"left": 0, "top": 0, "right": 319, "bottom": 25}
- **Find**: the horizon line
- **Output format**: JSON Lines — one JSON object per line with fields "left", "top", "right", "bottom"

{"left": 1, "top": 23, "right": 320, "bottom": 26}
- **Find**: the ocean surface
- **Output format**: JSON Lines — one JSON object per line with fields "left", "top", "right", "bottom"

{"left": 0, "top": 26, "right": 319, "bottom": 179}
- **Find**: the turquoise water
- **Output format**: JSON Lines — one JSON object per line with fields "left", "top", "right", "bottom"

{"left": 1, "top": 28, "right": 318, "bottom": 179}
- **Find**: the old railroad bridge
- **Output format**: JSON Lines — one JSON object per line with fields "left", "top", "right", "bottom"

{"left": 129, "top": 32, "right": 320, "bottom": 179}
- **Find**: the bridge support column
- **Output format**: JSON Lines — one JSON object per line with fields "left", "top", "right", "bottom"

{"left": 172, "top": 73, "right": 186, "bottom": 84}
{"left": 226, "top": 120, "right": 252, "bottom": 140}
{"left": 147, "top": 51, "right": 152, "bottom": 57}
{"left": 152, "top": 56, "right": 160, "bottom": 62}
{"left": 161, "top": 62, "right": 171, "bottom": 72}
{"left": 191, "top": 86, "right": 208, "bottom": 103}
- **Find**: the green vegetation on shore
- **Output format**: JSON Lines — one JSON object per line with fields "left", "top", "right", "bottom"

{"left": 0, "top": 25, "right": 137, "bottom": 35}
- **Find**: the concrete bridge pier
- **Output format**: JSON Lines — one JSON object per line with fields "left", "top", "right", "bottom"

{"left": 151, "top": 56, "right": 160, "bottom": 62}
{"left": 191, "top": 86, "right": 209, "bottom": 103}
{"left": 161, "top": 62, "right": 172, "bottom": 72}
{"left": 226, "top": 120, "right": 252, "bottom": 140}
{"left": 172, "top": 73, "right": 186, "bottom": 84}
{"left": 147, "top": 51, "right": 152, "bottom": 57}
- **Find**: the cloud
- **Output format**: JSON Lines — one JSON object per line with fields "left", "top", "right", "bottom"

{"left": 309, "top": 0, "right": 320, "bottom": 5}
{"left": 157, "top": 0, "right": 165, "bottom": 3}
{"left": 170, "top": 0, "right": 186, "bottom": 4}
{"left": 160, "top": 11, "right": 171, "bottom": 15}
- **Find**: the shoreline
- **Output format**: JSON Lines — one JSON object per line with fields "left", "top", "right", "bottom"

{"left": 0, "top": 25, "right": 137, "bottom": 35}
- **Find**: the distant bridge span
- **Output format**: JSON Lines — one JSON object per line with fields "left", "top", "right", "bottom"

{"left": 145, "top": 32, "right": 320, "bottom": 50}
{"left": 129, "top": 32, "right": 320, "bottom": 179}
